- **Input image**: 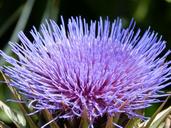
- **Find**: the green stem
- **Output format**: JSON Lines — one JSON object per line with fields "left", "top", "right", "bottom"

{"left": 79, "top": 109, "right": 89, "bottom": 128}
{"left": 42, "top": 109, "right": 60, "bottom": 128}
{"left": 105, "top": 116, "right": 114, "bottom": 128}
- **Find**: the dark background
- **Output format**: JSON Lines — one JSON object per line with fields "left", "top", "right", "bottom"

{"left": 1, "top": 0, "right": 171, "bottom": 48}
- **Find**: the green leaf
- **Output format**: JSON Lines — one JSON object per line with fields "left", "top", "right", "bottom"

{"left": 133, "top": 0, "right": 150, "bottom": 22}
{"left": 165, "top": 115, "right": 171, "bottom": 128}
{"left": 125, "top": 118, "right": 141, "bottom": 128}
{"left": 144, "top": 96, "right": 170, "bottom": 128}
{"left": 158, "top": 122, "right": 165, "bottom": 128}
{"left": 0, "top": 0, "right": 35, "bottom": 66}
{"left": 149, "top": 106, "right": 171, "bottom": 128}
{"left": 0, "top": 100, "right": 26, "bottom": 128}
{"left": 0, "top": 5, "right": 23, "bottom": 38}
{"left": 1, "top": 71, "right": 38, "bottom": 128}
{"left": 125, "top": 109, "right": 144, "bottom": 128}
{"left": 40, "top": 0, "right": 60, "bottom": 24}
{"left": 138, "top": 106, "right": 171, "bottom": 128}
{"left": 165, "top": 0, "right": 171, "bottom": 3}
{"left": 0, "top": 105, "right": 12, "bottom": 123}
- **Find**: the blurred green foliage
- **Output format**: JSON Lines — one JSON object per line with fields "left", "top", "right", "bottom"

{"left": 0, "top": 0, "right": 171, "bottom": 127}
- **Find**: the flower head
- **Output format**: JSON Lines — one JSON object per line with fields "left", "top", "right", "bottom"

{"left": 0, "top": 17, "right": 171, "bottom": 124}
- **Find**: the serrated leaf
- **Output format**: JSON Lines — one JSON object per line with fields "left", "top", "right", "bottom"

{"left": 144, "top": 96, "right": 170, "bottom": 128}
{"left": 0, "top": 100, "right": 26, "bottom": 128}
{"left": 149, "top": 106, "right": 171, "bottom": 128}
{"left": 1, "top": 71, "right": 38, "bottom": 128}
{"left": 138, "top": 106, "right": 171, "bottom": 128}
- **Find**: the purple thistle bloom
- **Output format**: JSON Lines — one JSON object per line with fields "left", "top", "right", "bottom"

{"left": 0, "top": 17, "right": 171, "bottom": 125}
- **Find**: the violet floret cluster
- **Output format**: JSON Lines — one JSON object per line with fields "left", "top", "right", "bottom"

{"left": 0, "top": 17, "right": 171, "bottom": 123}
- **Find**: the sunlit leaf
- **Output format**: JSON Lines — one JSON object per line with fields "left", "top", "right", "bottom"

{"left": 165, "top": 115, "right": 171, "bottom": 128}
{"left": 144, "top": 96, "right": 170, "bottom": 128}
{"left": 138, "top": 106, "right": 171, "bottom": 128}
{"left": 158, "top": 122, "right": 165, "bottom": 128}
{"left": 149, "top": 106, "right": 171, "bottom": 128}
{"left": 165, "top": 0, "right": 171, "bottom": 3}
{"left": 0, "top": 100, "right": 26, "bottom": 128}
{"left": 1, "top": 71, "right": 38, "bottom": 128}
{"left": 125, "top": 118, "right": 141, "bottom": 128}
{"left": 0, "top": 110, "right": 11, "bottom": 123}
